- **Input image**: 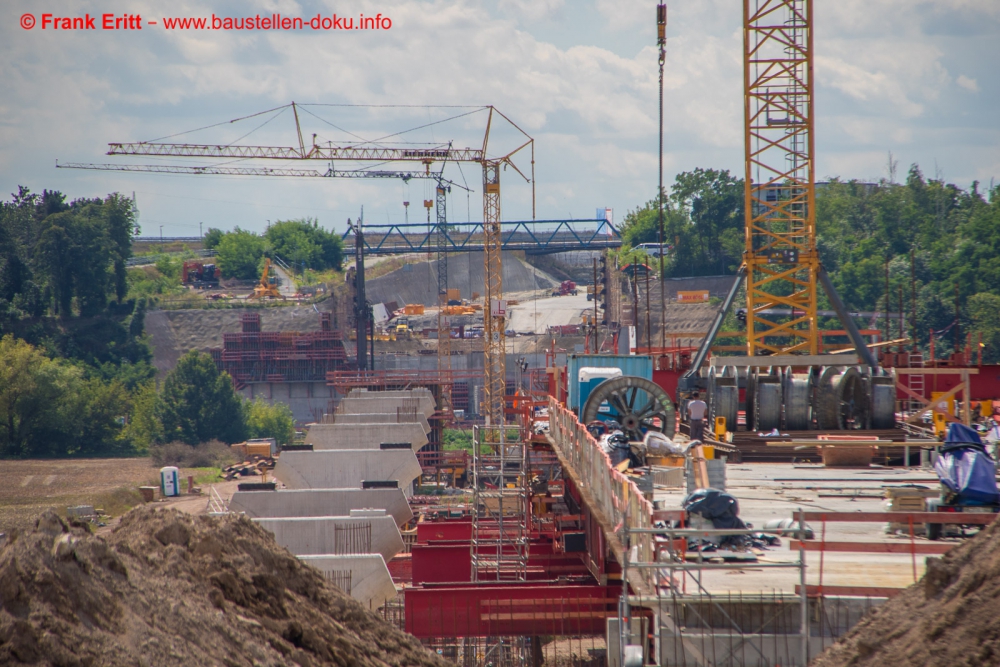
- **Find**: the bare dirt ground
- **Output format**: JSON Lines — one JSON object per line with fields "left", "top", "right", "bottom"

{"left": 0, "top": 458, "right": 223, "bottom": 536}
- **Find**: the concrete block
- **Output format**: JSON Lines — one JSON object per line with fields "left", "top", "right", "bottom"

{"left": 273, "top": 449, "right": 421, "bottom": 493}
{"left": 304, "top": 423, "right": 429, "bottom": 451}
{"left": 298, "top": 554, "right": 397, "bottom": 610}
{"left": 229, "top": 488, "right": 413, "bottom": 526}
{"left": 253, "top": 515, "right": 404, "bottom": 560}
{"left": 348, "top": 387, "right": 435, "bottom": 409}
{"left": 336, "top": 395, "right": 435, "bottom": 419}
{"left": 332, "top": 412, "right": 431, "bottom": 434}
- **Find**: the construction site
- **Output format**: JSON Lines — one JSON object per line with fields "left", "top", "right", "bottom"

{"left": 5, "top": 2, "right": 1000, "bottom": 667}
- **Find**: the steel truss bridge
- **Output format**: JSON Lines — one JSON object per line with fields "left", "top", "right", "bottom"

{"left": 343, "top": 219, "right": 621, "bottom": 256}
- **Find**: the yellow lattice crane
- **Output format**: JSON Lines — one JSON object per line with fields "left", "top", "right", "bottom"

{"left": 73, "top": 103, "right": 534, "bottom": 425}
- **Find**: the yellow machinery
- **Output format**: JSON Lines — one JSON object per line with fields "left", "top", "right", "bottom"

{"left": 249, "top": 258, "right": 283, "bottom": 300}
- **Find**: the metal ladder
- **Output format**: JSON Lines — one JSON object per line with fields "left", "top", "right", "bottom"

{"left": 908, "top": 353, "right": 926, "bottom": 413}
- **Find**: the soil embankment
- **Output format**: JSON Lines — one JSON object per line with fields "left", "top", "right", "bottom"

{"left": 0, "top": 507, "right": 448, "bottom": 667}
{"left": 813, "top": 517, "right": 1000, "bottom": 666}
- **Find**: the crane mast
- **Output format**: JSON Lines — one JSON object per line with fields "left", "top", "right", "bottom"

{"left": 743, "top": 0, "right": 819, "bottom": 355}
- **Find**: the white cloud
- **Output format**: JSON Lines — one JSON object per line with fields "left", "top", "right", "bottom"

{"left": 0, "top": 0, "right": 996, "bottom": 234}
{"left": 957, "top": 75, "right": 980, "bottom": 92}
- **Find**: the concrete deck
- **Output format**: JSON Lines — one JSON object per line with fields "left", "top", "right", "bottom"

{"left": 297, "top": 554, "right": 397, "bottom": 610}
{"left": 304, "top": 423, "right": 429, "bottom": 451}
{"left": 253, "top": 514, "right": 404, "bottom": 561}
{"left": 652, "top": 462, "right": 951, "bottom": 594}
{"left": 273, "top": 449, "right": 421, "bottom": 493}
{"left": 229, "top": 488, "right": 414, "bottom": 526}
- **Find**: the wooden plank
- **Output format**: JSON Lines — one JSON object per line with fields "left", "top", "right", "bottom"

{"left": 789, "top": 539, "right": 954, "bottom": 554}
{"left": 799, "top": 511, "right": 997, "bottom": 525}
{"left": 795, "top": 585, "right": 904, "bottom": 599}
{"left": 766, "top": 440, "right": 883, "bottom": 447}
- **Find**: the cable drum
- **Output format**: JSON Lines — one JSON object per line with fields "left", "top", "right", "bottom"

{"left": 744, "top": 369, "right": 757, "bottom": 432}
{"left": 580, "top": 375, "right": 676, "bottom": 441}
{"left": 713, "top": 386, "right": 738, "bottom": 435}
{"left": 755, "top": 380, "right": 782, "bottom": 432}
{"left": 870, "top": 370, "right": 896, "bottom": 429}
{"left": 816, "top": 366, "right": 870, "bottom": 430}
{"left": 783, "top": 366, "right": 813, "bottom": 431}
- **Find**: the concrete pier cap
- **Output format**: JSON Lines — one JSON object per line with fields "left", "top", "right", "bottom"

{"left": 273, "top": 449, "right": 421, "bottom": 494}
{"left": 304, "top": 423, "right": 429, "bottom": 451}
{"left": 229, "top": 487, "right": 413, "bottom": 526}
{"left": 253, "top": 514, "right": 404, "bottom": 561}
{"left": 298, "top": 554, "right": 397, "bottom": 610}
{"left": 331, "top": 412, "right": 431, "bottom": 434}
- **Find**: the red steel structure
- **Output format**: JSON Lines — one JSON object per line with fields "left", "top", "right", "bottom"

{"left": 210, "top": 312, "right": 349, "bottom": 389}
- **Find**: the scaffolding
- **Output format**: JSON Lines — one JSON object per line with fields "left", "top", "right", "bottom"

{"left": 210, "top": 312, "right": 350, "bottom": 387}
{"left": 469, "top": 424, "right": 531, "bottom": 666}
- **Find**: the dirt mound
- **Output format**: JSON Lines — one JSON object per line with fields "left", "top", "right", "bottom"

{"left": 813, "top": 518, "right": 1000, "bottom": 667}
{"left": 0, "top": 507, "right": 447, "bottom": 667}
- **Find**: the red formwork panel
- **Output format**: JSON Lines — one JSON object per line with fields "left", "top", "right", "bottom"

{"left": 412, "top": 543, "right": 473, "bottom": 584}
{"left": 405, "top": 584, "right": 617, "bottom": 638}
{"left": 387, "top": 553, "right": 412, "bottom": 584}
{"left": 417, "top": 521, "right": 473, "bottom": 543}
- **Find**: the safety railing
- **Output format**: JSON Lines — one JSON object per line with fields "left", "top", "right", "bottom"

{"left": 547, "top": 397, "right": 657, "bottom": 592}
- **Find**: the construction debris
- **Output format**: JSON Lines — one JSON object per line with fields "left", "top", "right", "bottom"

{"left": 812, "top": 515, "right": 1000, "bottom": 666}
{"left": 0, "top": 507, "right": 449, "bottom": 667}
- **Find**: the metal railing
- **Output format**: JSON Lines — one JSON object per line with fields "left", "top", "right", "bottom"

{"left": 547, "top": 397, "right": 657, "bottom": 592}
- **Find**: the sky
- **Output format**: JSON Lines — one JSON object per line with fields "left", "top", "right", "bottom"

{"left": 2, "top": 0, "right": 997, "bottom": 237}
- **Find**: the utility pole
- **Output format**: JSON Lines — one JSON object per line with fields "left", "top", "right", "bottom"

{"left": 657, "top": 3, "right": 667, "bottom": 350}
{"left": 200, "top": 221, "right": 203, "bottom": 239}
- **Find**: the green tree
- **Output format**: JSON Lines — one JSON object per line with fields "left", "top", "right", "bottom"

{"left": 265, "top": 219, "right": 343, "bottom": 272}
{"left": 103, "top": 193, "right": 138, "bottom": 303}
{"left": 123, "top": 382, "right": 165, "bottom": 452}
{"left": 215, "top": 228, "right": 266, "bottom": 280}
{"left": 0, "top": 335, "right": 71, "bottom": 456}
{"left": 160, "top": 351, "right": 246, "bottom": 444}
{"left": 968, "top": 292, "right": 1000, "bottom": 364}
{"left": 245, "top": 399, "right": 295, "bottom": 446}
{"left": 203, "top": 227, "right": 224, "bottom": 251}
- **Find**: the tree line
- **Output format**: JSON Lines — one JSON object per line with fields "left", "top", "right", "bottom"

{"left": 0, "top": 187, "right": 296, "bottom": 458}
{"left": 204, "top": 219, "right": 344, "bottom": 280}
{"left": 619, "top": 166, "right": 1000, "bottom": 362}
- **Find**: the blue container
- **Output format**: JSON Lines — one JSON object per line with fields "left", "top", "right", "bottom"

{"left": 566, "top": 354, "right": 653, "bottom": 414}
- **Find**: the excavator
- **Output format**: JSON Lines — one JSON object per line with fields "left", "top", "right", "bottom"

{"left": 248, "top": 258, "right": 284, "bottom": 300}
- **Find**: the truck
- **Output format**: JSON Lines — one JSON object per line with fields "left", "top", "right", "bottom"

{"left": 394, "top": 317, "right": 411, "bottom": 338}
{"left": 182, "top": 261, "right": 221, "bottom": 288}
{"left": 552, "top": 280, "right": 578, "bottom": 297}
{"left": 925, "top": 423, "right": 1000, "bottom": 540}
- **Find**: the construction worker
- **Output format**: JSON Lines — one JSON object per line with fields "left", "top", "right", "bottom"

{"left": 687, "top": 391, "right": 708, "bottom": 442}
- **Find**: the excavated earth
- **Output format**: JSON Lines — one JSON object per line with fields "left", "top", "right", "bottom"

{"left": 0, "top": 507, "right": 449, "bottom": 667}
{"left": 813, "top": 517, "right": 1000, "bottom": 667}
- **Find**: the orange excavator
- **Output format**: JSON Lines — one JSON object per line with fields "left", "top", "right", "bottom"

{"left": 248, "top": 258, "right": 283, "bottom": 300}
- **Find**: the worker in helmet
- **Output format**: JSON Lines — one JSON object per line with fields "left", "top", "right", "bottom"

{"left": 687, "top": 392, "right": 708, "bottom": 442}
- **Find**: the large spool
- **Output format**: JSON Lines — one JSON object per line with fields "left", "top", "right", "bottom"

{"left": 782, "top": 367, "right": 814, "bottom": 431}
{"left": 870, "top": 369, "right": 896, "bottom": 429}
{"left": 755, "top": 368, "right": 782, "bottom": 432}
{"left": 708, "top": 365, "right": 738, "bottom": 435}
{"left": 581, "top": 375, "right": 676, "bottom": 441}
{"left": 815, "top": 366, "right": 869, "bottom": 430}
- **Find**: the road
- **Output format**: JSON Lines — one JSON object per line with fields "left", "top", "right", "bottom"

{"left": 270, "top": 264, "right": 299, "bottom": 297}
{"left": 506, "top": 291, "right": 592, "bottom": 334}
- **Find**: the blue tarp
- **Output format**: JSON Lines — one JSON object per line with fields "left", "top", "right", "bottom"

{"left": 934, "top": 423, "right": 1000, "bottom": 505}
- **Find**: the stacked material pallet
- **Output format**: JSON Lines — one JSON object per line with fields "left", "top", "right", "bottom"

{"left": 236, "top": 389, "right": 429, "bottom": 609}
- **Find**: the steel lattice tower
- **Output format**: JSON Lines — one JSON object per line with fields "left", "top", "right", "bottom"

{"left": 743, "top": 0, "right": 819, "bottom": 355}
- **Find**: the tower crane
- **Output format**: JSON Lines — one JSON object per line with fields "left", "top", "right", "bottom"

{"left": 64, "top": 103, "right": 533, "bottom": 427}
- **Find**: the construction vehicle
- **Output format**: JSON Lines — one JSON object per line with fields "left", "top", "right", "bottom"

{"left": 181, "top": 261, "right": 221, "bottom": 288}
{"left": 394, "top": 317, "right": 411, "bottom": 338}
{"left": 248, "top": 258, "right": 283, "bottom": 300}
{"left": 551, "top": 280, "right": 578, "bottom": 297}
{"left": 925, "top": 423, "right": 1000, "bottom": 540}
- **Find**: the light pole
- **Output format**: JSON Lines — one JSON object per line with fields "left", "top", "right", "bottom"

{"left": 160, "top": 225, "right": 163, "bottom": 246}
{"left": 200, "top": 222, "right": 203, "bottom": 239}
